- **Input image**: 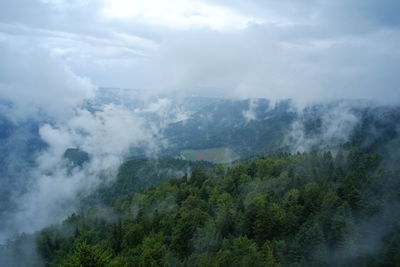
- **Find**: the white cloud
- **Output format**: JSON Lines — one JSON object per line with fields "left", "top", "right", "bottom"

{"left": 1, "top": 0, "right": 399, "bottom": 104}
{"left": 0, "top": 36, "right": 163, "bottom": 241}
{"left": 102, "top": 0, "right": 262, "bottom": 31}
{"left": 242, "top": 99, "right": 258, "bottom": 122}
{"left": 0, "top": 42, "right": 95, "bottom": 120}
{"left": 6, "top": 103, "right": 161, "bottom": 237}
{"left": 285, "top": 103, "right": 360, "bottom": 153}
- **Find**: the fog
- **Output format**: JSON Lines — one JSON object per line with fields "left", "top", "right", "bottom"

{"left": 0, "top": 0, "right": 400, "bottom": 264}
{"left": 1, "top": 0, "right": 399, "bottom": 104}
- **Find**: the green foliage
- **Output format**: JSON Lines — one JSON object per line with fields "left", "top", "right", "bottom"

{"left": 81, "top": 158, "right": 213, "bottom": 208}
{"left": 181, "top": 147, "right": 240, "bottom": 164}
{"left": 63, "top": 148, "right": 90, "bottom": 167}
{"left": 163, "top": 99, "right": 295, "bottom": 158}
{"left": 62, "top": 241, "right": 110, "bottom": 267}
{"left": 34, "top": 148, "right": 400, "bottom": 266}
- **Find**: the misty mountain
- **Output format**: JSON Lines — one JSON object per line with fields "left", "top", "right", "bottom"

{"left": 12, "top": 140, "right": 400, "bottom": 266}
{"left": 2, "top": 93, "right": 400, "bottom": 266}
{"left": 87, "top": 87, "right": 220, "bottom": 118}
{"left": 81, "top": 158, "right": 214, "bottom": 208}
{"left": 163, "top": 99, "right": 296, "bottom": 158}
{"left": 63, "top": 148, "right": 90, "bottom": 168}
{"left": 0, "top": 92, "right": 222, "bottom": 243}
{"left": 2, "top": 1, "right": 400, "bottom": 265}
{"left": 0, "top": 114, "right": 46, "bottom": 216}
{"left": 161, "top": 99, "right": 397, "bottom": 161}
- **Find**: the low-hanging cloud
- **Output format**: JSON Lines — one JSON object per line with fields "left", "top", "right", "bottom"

{"left": 0, "top": 43, "right": 95, "bottom": 121}
{"left": 136, "top": 25, "right": 400, "bottom": 106}
{"left": 284, "top": 102, "right": 361, "bottom": 153}
{"left": 2, "top": 104, "right": 160, "bottom": 239}
{"left": 0, "top": 43, "right": 165, "bottom": 243}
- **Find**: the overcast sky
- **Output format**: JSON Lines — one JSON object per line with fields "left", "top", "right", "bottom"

{"left": 1, "top": 0, "right": 400, "bottom": 104}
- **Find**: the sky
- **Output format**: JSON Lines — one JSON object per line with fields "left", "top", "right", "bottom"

{"left": 1, "top": 0, "right": 400, "bottom": 105}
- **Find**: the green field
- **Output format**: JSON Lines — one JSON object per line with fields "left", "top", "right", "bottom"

{"left": 180, "top": 147, "right": 240, "bottom": 164}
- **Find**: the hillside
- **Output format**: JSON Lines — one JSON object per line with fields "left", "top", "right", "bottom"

{"left": 2, "top": 100, "right": 400, "bottom": 266}
{"left": 2, "top": 1, "right": 400, "bottom": 266}
{"left": 24, "top": 146, "right": 400, "bottom": 266}
{"left": 162, "top": 99, "right": 295, "bottom": 158}
{"left": 9, "top": 103, "right": 396, "bottom": 266}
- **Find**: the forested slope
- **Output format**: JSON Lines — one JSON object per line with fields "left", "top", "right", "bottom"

{"left": 32, "top": 146, "right": 400, "bottom": 266}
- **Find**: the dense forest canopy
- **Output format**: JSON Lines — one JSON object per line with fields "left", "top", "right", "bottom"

{"left": 1, "top": 101, "right": 400, "bottom": 266}
{"left": 3, "top": 142, "right": 400, "bottom": 266}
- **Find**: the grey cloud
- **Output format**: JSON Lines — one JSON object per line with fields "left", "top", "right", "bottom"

{"left": 285, "top": 102, "right": 361, "bottom": 153}
{"left": 0, "top": 33, "right": 164, "bottom": 242}
{"left": 134, "top": 24, "right": 400, "bottom": 105}
{"left": 217, "top": 0, "right": 400, "bottom": 34}
{"left": 1, "top": 0, "right": 399, "bottom": 104}
{"left": 0, "top": 42, "right": 95, "bottom": 121}
{"left": 3, "top": 104, "right": 160, "bottom": 238}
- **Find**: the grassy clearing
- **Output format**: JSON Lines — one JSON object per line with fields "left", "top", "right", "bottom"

{"left": 180, "top": 147, "right": 240, "bottom": 164}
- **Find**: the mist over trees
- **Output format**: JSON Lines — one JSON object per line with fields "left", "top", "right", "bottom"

{"left": 27, "top": 144, "right": 400, "bottom": 266}
{"left": 1, "top": 0, "right": 400, "bottom": 266}
{"left": 1, "top": 101, "right": 400, "bottom": 266}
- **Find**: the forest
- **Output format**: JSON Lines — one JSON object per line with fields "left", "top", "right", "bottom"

{"left": 2, "top": 1, "right": 400, "bottom": 266}
{"left": 1, "top": 104, "right": 400, "bottom": 267}
{"left": 4, "top": 143, "right": 397, "bottom": 266}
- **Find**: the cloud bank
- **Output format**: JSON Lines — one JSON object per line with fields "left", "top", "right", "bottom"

{"left": 0, "top": 44, "right": 162, "bottom": 242}
{"left": 1, "top": 0, "right": 399, "bottom": 105}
